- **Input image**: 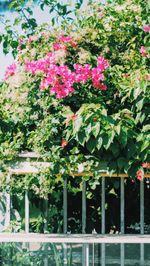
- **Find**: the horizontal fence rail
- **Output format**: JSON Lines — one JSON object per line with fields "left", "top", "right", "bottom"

{"left": 1, "top": 233, "right": 150, "bottom": 243}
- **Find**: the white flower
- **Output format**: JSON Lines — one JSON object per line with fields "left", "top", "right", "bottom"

{"left": 78, "top": 164, "right": 84, "bottom": 173}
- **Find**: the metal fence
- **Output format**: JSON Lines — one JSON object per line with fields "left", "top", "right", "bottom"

{"left": 1, "top": 153, "right": 150, "bottom": 266}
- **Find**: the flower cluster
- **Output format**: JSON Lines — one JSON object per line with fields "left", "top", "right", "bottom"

{"left": 92, "top": 57, "right": 109, "bottom": 90}
{"left": 142, "top": 162, "right": 150, "bottom": 169}
{"left": 136, "top": 169, "right": 144, "bottom": 181}
{"left": 25, "top": 35, "right": 109, "bottom": 98}
{"left": 25, "top": 52, "right": 55, "bottom": 75}
{"left": 143, "top": 25, "right": 150, "bottom": 32}
{"left": 140, "top": 46, "right": 147, "bottom": 57}
{"left": 4, "top": 63, "right": 17, "bottom": 80}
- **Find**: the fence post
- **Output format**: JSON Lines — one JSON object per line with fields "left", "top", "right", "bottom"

{"left": 101, "top": 176, "right": 106, "bottom": 266}
{"left": 44, "top": 199, "right": 48, "bottom": 233}
{"left": 140, "top": 180, "right": 144, "bottom": 234}
{"left": 82, "top": 180, "right": 86, "bottom": 234}
{"left": 4, "top": 174, "right": 11, "bottom": 230}
{"left": 140, "top": 179, "right": 144, "bottom": 265}
{"left": 101, "top": 176, "right": 105, "bottom": 234}
{"left": 120, "top": 178, "right": 125, "bottom": 266}
{"left": 25, "top": 190, "right": 29, "bottom": 233}
{"left": 120, "top": 178, "right": 125, "bottom": 234}
{"left": 82, "top": 179, "right": 87, "bottom": 266}
{"left": 63, "top": 178, "right": 67, "bottom": 234}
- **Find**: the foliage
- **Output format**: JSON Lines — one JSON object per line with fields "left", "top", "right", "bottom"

{"left": 0, "top": 242, "right": 72, "bottom": 265}
{"left": 0, "top": 0, "right": 150, "bottom": 233}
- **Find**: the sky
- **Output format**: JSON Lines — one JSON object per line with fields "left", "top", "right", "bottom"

{"left": 0, "top": 0, "right": 90, "bottom": 80}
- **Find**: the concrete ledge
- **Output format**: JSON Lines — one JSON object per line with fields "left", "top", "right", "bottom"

{"left": 0, "top": 233, "right": 150, "bottom": 243}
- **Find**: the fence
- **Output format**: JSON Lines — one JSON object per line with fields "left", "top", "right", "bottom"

{"left": 1, "top": 152, "right": 150, "bottom": 265}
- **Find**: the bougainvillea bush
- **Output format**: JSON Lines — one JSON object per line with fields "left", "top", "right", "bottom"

{"left": 0, "top": 0, "right": 150, "bottom": 199}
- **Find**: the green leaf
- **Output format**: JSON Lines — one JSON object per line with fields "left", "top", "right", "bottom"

{"left": 115, "top": 124, "right": 121, "bottom": 135}
{"left": 141, "top": 141, "right": 149, "bottom": 152}
{"left": 52, "top": 17, "right": 55, "bottom": 26}
{"left": 92, "top": 122, "right": 100, "bottom": 138}
{"left": 0, "top": 35, "right": 3, "bottom": 43}
{"left": 117, "top": 157, "right": 126, "bottom": 170}
{"left": 103, "top": 131, "right": 115, "bottom": 150}
{"left": 111, "top": 142, "right": 120, "bottom": 157}
{"left": 85, "top": 123, "right": 92, "bottom": 135}
{"left": 136, "top": 98, "right": 144, "bottom": 111}
{"left": 96, "top": 137, "right": 103, "bottom": 150}
{"left": 142, "top": 125, "right": 150, "bottom": 132}
{"left": 86, "top": 138, "right": 97, "bottom": 153}
{"left": 73, "top": 116, "right": 82, "bottom": 134}
{"left": 40, "top": 3, "right": 45, "bottom": 10}
{"left": 77, "top": 131, "right": 86, "bottom": 146}
{"left": 62, "top": 106, "right": 73, "bottom": 117}
{"left": 133, "top": 87, "right": 141, "bottom": 100}
{"left": 120, "top": 130, "right": 127, "bottom": 146}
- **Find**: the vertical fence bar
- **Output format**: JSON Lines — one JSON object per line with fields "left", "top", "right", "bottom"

{"left": 92, "top": 243, "right": 95, "bottom": 266}
{"left": 43, "top": 244, "right": 49, "bottom": 266}
{"left": 82, "top": 180, "right": 87, "bottom": 266}
{"left": 140, "top": 243, "right": 144, "bottom": 266}
{"left": 82, "top": 180, "right": 86, "bottom": 234}
{"left": 4, "top": 175, "right": 11, "bottom": 230}
{"left": 44, "top": 199, "right": 48, "bottom": 233}
{"left": 101, "top": 177, "right": 106, "bottom": 266}
{"left": 140, "top": 179, "right": 144, "bottom": 265}
{"left": 101, "top": 176, "right": 105, "bottom": 234}
{"left": 44, "top": 200, "right": 48, "bottom": 266}
{"left": 120, "top": 178, "right": 125, "bottom": 266}
{"left": 5, "top": 192, "right": 11, "bottom": 230}
{"left": 85, "top": 244, "right": 89, "bottom": 266}
{"left": 140, "top": 180, "right": 144, "bottom": 234}
{"left": 63, "top": 178, "right": 67, "bottom": 234}
{"left": 120, "top": 243, "right": 125, "bottom": 266}
{"left": 101, "top": 243, "right": 106, "bottom": 266}
{"left": 25, "top": 190, "right": 29, "bottom": 233}
{"left": 63, "top": 243, "right": 68, "bottom": 265}
{"left": 120, "top": 178, "right": 125, "bottom": 234}
{"left": 82, "top": 244, "right": 89, "bottom": 266}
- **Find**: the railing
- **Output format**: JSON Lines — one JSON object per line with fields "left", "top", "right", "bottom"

{"left": 1, "top": 152, "right": 150, "bottom": 266}
{"left": 4, "top": 173, "right": 149, "bottom": 235}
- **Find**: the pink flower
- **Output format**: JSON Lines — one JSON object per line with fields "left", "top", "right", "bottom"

{"left": 65, "top": 114, "right": 78, "bottom": 126}
{"left": 17, "top": 45, "right": 22, "bottom": 51}
{"left": 58, "top": 35, "right": 77, "bottom": 48}
{"left": 74, "top": 64, "right": 91, "bottom": 83}
{"left": 28, "top": 36, "right": 33, "bottom": 43}
{"left": 25, "top": 52, "right": 55, "bottom": 75}
{"left": 61, "top": 138, "right": 68, "bottom": 148}
{"left": 70, "top": 40, "right": 78, "bottom": 48}
{"left": 143, "top": 25, "right": 150, "bottom": 32}
{"left": 58, "top": 35, "right": 72, "bottom": 43}
{"left": 25, "top": 48, "right": 109, "bottom": 98}
{"left": 50, "top": 84, "right": 75, "bottom": 98}
{"left": 53, "top": 43, "right": 66, "bottom": 50}
{"left": 145, "top": 74, "right": 150, "bottom": 80}
{"left": 136, "top": 169, "right": 144, "bottom": 181}
{"left": 19, "top": 39, "right": 24, "bottom": 44}
{"left": 142, "top": 162, "right": 150, "bottom": 169}
{"left": 4, "top": 63, "right": 17, "bottom": 80}
{"left": 140, "top": 46, "right": 147, "bottom": 57}
{"left": 97, "top": 56, "right": 109, "bottom": 71}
